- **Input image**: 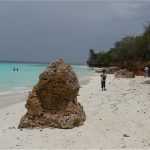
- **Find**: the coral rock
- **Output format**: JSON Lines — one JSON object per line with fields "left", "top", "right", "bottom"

{"left": 115, "top": 69, "right": 135, "bottom": 78}
{"left": 18, "top": 59, "right": 86, "bottom": 129}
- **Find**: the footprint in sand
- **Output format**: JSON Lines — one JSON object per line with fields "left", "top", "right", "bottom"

{"left": 141, "top": 139, "right": 150, "bottom": 146}
{"left": 121, "top": 93, "right": 126, "bottom": 95}
{"left": 16, "top": 144, "right": 21, "bottom": 147}
{"left": 110, "top": 103, "right": 119, "bottom": 112}
{"left": 121, "top": 145, "right": 127, "bottom": 148}
{"left": 8, "top": 126, "right": 15, "bottom": 129}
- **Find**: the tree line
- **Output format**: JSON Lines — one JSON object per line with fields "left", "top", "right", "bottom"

{"left": 87, "top": 23, "right": 150, "bottom": 69}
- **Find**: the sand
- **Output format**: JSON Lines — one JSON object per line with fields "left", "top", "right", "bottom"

{"left": 0, "top": 73, "right": 150, "bottom": 149}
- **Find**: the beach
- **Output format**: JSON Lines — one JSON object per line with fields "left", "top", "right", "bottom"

{"left": 0, "top": 73, "right": 150, "bottom": 149}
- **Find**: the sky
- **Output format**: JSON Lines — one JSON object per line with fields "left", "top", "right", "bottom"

{"left": 0, "top": 1, "right": 150, "bottom": 64}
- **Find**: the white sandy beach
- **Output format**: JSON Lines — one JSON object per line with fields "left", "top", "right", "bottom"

{"left": 0, "top": 73, "right": 150, "bottom": 149}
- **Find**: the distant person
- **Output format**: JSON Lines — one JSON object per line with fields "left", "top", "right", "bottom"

{"left": 16, "top": 67, "right": 19, "bottom": 71}
{"left": 13, "top": 67, "right": 16, "bottom": 71}
{"left": 144, "top": 66, "right": 149, "bottom": 78}
{"left": 100, "top": 70, "right": 107, "bottom": 91}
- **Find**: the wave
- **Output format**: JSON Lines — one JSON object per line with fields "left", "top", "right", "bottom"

{"left": 0, "top": 73, "right": 95, "bottom": 97}
{"left": 0, "top": 86, "right": 31, "bottom": 96}
{"left": 79, "top": 76, "right": 93, "bottom": 86}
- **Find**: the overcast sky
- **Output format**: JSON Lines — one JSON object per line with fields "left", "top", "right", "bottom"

{"left": 0, "top": 1, "right": 150, "bottom": 64}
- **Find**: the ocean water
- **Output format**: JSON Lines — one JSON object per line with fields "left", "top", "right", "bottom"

{"left": 0, "top": 62, "right": 93, "bottom": 97}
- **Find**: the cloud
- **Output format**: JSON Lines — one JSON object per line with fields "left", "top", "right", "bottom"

{"left": 0, "top": 1, "right": 150, "bottom": 63}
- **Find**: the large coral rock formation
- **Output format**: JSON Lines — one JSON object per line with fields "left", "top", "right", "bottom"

{"left": 105, "top": 67, "right": 120, "bottom": 74}
{"left": 94, "top": 67, "right": 120, "bottom": 74}
{"left": 18, "top": 59, "right": 86, "bottom": 129}
{"left": 115, "top": 69, "right": 135, "bottom": 78}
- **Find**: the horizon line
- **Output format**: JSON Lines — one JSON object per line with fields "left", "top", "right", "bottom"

{"left": 0, "top": 60, "right": 86, "bottom": 65}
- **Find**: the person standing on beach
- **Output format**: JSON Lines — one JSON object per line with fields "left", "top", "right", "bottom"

{"left": 100, "top": 70, "right": 107, "bottom": 91}
{"left": 144, "top": 66, "right": 149, "bottom": 78}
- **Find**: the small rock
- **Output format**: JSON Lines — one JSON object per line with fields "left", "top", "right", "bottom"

{"left": 8, "top": 126, "right": 15, "bottom": 129}
{"left": 123, "top": 134, "right": 130, "bottom": 137}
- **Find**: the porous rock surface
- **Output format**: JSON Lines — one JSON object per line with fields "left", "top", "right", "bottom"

{"left": 115, "top": 69, "right": 135, "bottom": 78}
{"left": 18, "top": 59, "right": 86, "bottom": 129}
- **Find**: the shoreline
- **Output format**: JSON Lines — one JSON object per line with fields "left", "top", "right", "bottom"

{"left": 0, "top": 73, "right": 94, "bottom": 108}
{"left": 0, "top": 92, "right": 28, "bottom": 108}
{"left": 0, "top": 74, "right": 150, "bottom": 148}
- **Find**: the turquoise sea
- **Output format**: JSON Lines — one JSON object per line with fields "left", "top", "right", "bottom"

{"left": 0, "top": 62, "right": 93, "bottom": 97}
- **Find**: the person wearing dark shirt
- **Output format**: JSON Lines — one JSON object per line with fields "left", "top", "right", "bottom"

{"left": 100, "top": 70, "right": 107, "bottom": 91}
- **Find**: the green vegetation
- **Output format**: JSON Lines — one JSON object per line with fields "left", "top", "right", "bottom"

{"left": 87, "top": 23, "right": 150, "bottom": 68}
